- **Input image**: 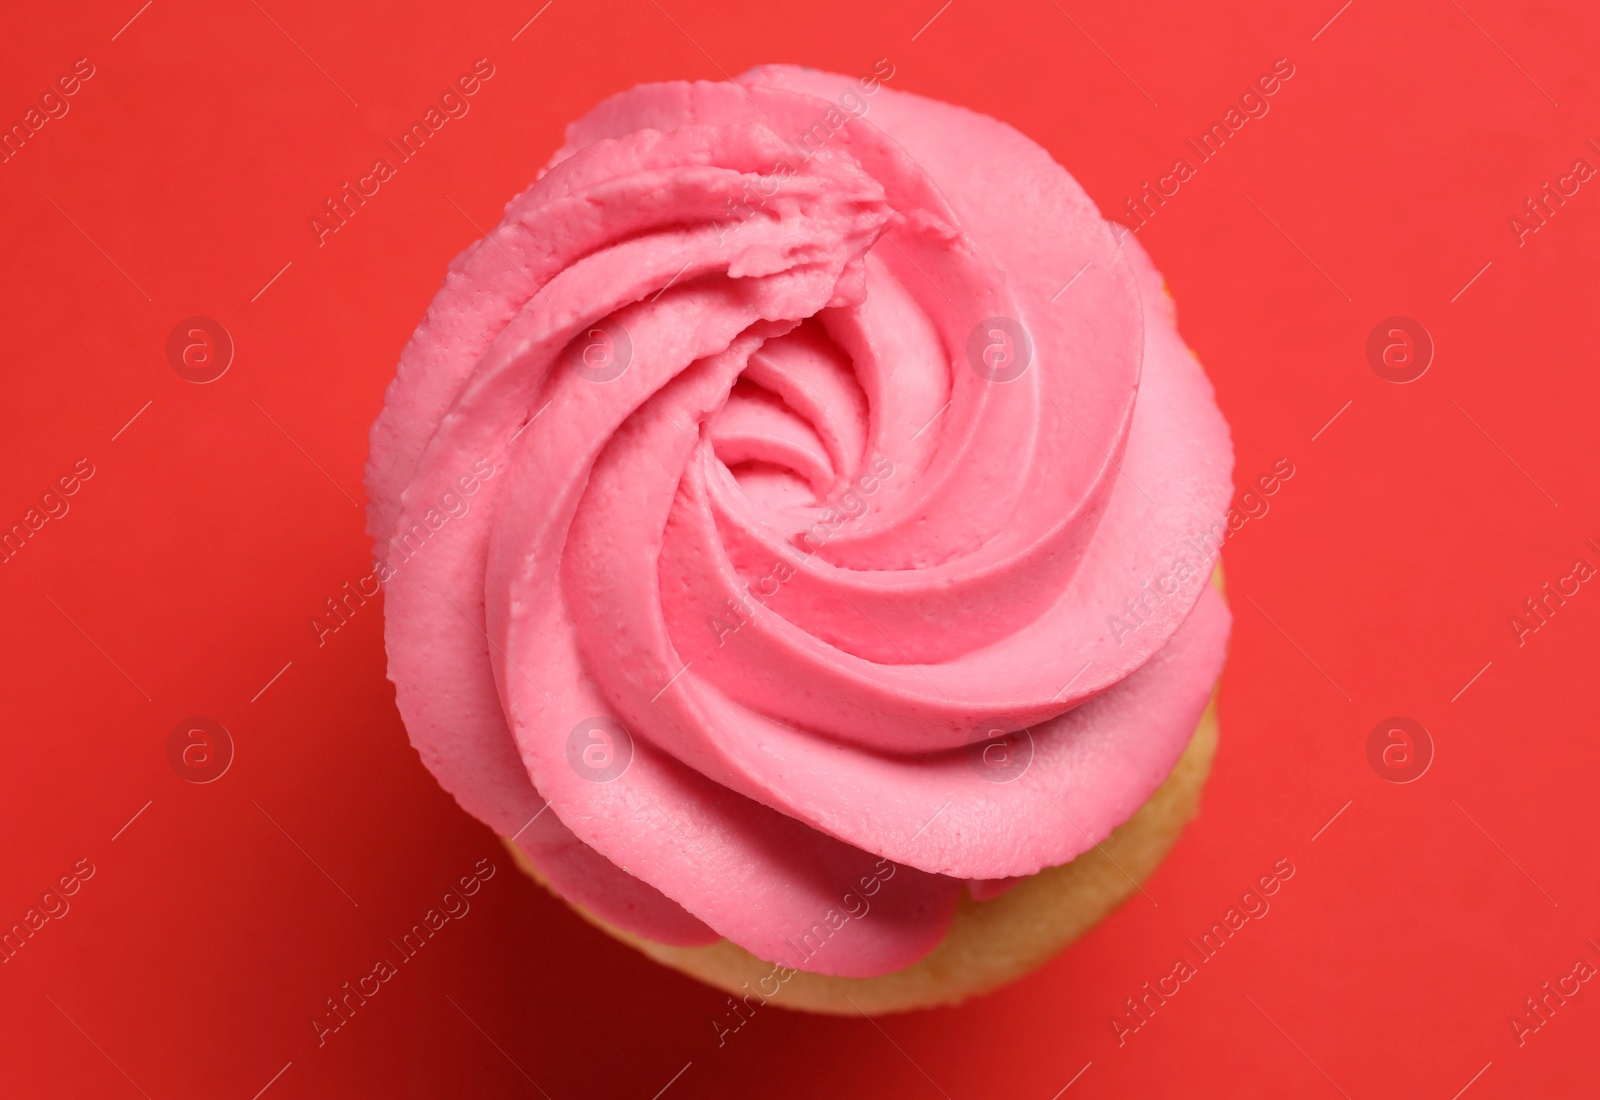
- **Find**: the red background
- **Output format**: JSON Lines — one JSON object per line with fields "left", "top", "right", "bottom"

{"left": 3, "top": 0, "right": 1597, "bottom": 1096}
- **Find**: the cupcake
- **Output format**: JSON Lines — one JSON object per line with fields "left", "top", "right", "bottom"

{"left": 366, "top": 64, "right": 1233, "bottom": 1015}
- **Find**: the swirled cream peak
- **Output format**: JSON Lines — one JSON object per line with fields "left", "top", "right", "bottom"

{"left": 367, "top": 64, "right": 1234, "bottom": 977}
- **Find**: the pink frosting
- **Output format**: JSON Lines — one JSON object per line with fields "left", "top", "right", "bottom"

{"left": 366, "top": 65, "right": 1233, "bottom": 978}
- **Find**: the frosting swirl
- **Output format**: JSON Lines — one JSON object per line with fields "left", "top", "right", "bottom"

{"left": 367, "top": 64, "right": 1233, "bottom": 977}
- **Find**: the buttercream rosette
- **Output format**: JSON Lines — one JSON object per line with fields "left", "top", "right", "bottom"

{"left": 367, "top": 64, "right": 1233, "bottom": 982}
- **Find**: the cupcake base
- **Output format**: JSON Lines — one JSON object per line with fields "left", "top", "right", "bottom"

{"left": 503, "top": 693, "right": 1218, "bottom": 1015}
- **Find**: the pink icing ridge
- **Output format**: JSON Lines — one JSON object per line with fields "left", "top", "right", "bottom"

{"left": 366, "top": 65, "right": 1233, "bottom": 977}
